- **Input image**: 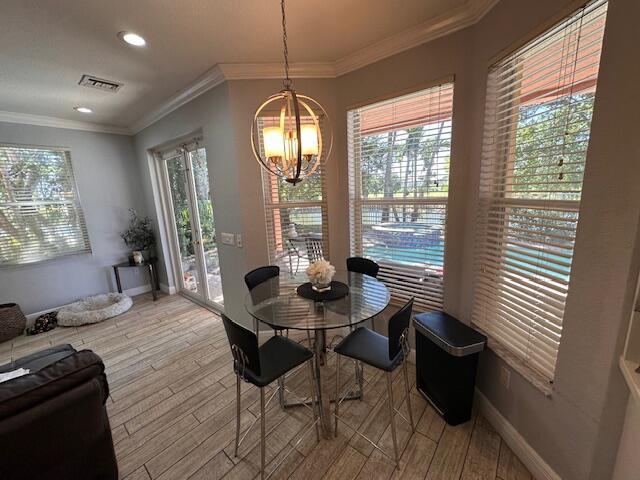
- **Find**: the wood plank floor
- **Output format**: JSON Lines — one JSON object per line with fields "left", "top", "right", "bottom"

{"left": 1, "top": 293, "right": 535, "bottom": 480}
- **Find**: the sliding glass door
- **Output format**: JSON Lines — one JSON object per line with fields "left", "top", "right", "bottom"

{"left": 161, "top": 143, "right": 223, "bottom": 308}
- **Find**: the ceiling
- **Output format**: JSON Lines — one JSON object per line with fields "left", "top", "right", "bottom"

{"left": 0, "top": 0, "right": 493, "bottom": 134}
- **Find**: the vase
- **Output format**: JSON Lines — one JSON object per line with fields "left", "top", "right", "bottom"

{"left": 311, "top": 276, "right": 333, "bottom": 292}
{"left": 132, "top": 251, "right": 144, "bottom": 265}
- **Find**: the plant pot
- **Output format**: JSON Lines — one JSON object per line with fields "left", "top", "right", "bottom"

{"left": 132, "top": 251, "right": 144, "bottom": 265}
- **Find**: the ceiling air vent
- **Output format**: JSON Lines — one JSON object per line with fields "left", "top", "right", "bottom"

{"left": 78, "top": 74, "right": 122, "bottom": 93}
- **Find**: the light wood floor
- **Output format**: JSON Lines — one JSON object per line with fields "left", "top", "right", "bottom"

{"left": 0, "top": 293, "right": 534, "bottom": 480}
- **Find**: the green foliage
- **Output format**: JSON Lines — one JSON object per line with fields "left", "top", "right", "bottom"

{"left": 357, "top": 121, "right": 452, "bottom": 224}
{"left": 166, "top": 148, "right": 219, "bottom": 259}
{"left": 120, "top": 209, "right": 155, "bottom": 251}
{"left": 0, "top": 147, "right": 89, "bottom": 264}
{"left": 511, "top": 93, "right": 594, "bottom": 202}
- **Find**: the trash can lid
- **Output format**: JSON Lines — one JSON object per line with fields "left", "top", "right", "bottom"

{"left": 413, "top": 311, "right": 487, "bottom": 357}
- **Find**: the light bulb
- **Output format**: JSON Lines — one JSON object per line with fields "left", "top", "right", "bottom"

{"left": 300, "top": 124, "right": 319, "bottom": 156}
{"left": 263, "top": 126, "right": 285, "bottom": 158}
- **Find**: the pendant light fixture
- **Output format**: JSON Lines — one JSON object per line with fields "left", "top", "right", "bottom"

{"left": 251, "top": 0, "right": 332, "bottom": 185}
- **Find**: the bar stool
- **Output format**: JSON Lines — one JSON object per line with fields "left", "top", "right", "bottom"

{"left": 339, "top": 256, "right": 382, "bottom": 392}
{"left": 222, "top": 314, "right": 320, "bottom": 479}
{"left": 346, "top": 256, "right": 380, "bottom": 278}
{"left": 244, "top": 265, "right": 280, "bottom": 291}
{"left": 245, "top": 265, "right": 314, "bottom": 407}
{"left": 245, "top": 266, "right": 288, "bottom": 339}
{"left": 333, "top": 298, "right": 415, "bottom": 466}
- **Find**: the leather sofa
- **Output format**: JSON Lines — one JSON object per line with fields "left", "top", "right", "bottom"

{"left": 0, "top": 344, "right": 118, "bottom": 480}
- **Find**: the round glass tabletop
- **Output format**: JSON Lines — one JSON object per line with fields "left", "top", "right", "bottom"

{"left": 245, "top": 270, "right": 390, "bottom": 331}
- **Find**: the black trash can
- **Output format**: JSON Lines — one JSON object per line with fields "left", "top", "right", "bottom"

{"left": 414, "top": 311, "right": 486, "bottom": 426}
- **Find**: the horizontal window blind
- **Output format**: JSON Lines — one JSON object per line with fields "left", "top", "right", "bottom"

{"left": 472, "top": 0, "right": 608, "bottom": 384}
{"left": 348, "top": 83, "right": 454, "bottom": 310}
{"left": 156, "top": 136, "right": 203, "bottom": 161}
{"left": 258, "top": 117, "right": 329, "bottom": 276}
{"left": 0, "top": 145, "right": 91, "bottom": 265}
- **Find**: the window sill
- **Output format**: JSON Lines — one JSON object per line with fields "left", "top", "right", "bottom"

{"left": 620, "top": 357, "right": 640, "bottom": 403}
{"left": 0, "top": 250, "right": 93, "bottom": 269}
{"left": 483, "top": 335, "right": 554, "bottom": 397}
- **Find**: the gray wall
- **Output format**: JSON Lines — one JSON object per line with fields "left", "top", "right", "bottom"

{"left": 133, "top": 79, "right": 337, "bottom": 324}
{"left": 133, "top": 83, "right": 251, "bottom": 320}
{"left": 0, "top": 122, "right": 146, "bottom": 314}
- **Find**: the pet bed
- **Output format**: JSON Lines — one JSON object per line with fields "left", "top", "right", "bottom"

{"left": 57, "top": 293, "right": 132, "bottom": 327}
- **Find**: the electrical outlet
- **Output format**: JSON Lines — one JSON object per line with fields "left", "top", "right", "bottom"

{"left": 500, "top": 366, "right": 511, "bottom": 389}
{"left": 236, "top": 234, "right": 243, "bottom": 248}
{"left": 221, "top": 232, "right": 235, "bottom": 246}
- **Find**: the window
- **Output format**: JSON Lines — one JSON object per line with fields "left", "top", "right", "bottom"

{"left": 348, "top": 83, "right": 454, "bottom": 310}
{"left": 259, "top": 117, "right": 329, "bottom": 276}
{"left": 472, "top": 0, "right": 608, "bottom": 385}
{"left": 0, "top": 145, "right": 90, "bottom": 265}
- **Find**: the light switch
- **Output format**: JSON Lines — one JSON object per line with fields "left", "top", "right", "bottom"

{"left": 221, "top": 232, "right": 235, "bottom": 245}
{"left": 236, "top": 234, "right": 243, "bottom": 248}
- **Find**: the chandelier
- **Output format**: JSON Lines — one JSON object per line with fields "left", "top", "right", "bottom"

{"left": 251, "top": 0, "right": 332, "bottom": 185}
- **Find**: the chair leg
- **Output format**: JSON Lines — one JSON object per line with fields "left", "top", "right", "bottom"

{"left": 386, "top": 372, "right": 399, "bottom": 466}
{"left": 234, "top": 374, "right": 241, "bottom": 457}
{"left": 334, "top": 354, "right": 341, "bottom": 437}
{"left": 278, "top": 375, "right": 286, "bottom": 408}
{"left": 355, "top": 360, "right": 364, "bottom": 399}
{"left": 260, "top": 387, "right": 266, "bottom": 479}
{"left": 402, "top": 359, "right": 415, "bottom": 432}
{"left": 255, "top": 318, "right": 259, "bottom": 344}
{"left": 307, "top": 359, "right": 320, "bottom": 442}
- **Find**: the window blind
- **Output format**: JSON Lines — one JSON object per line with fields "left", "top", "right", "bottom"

{"left": 472, "top": 0, "right": 608, "bottom": 384}
{"left": 0, "top": 145, "right": 91, "bottom": 265}
{"left": 156, "top": 136, "right": 203, "bottom": 161}
{"left": 348, "top": 83, "right": 454, "bottom": 310}
{"left": 259, "top": 118, "right": 329, "bottom": 276}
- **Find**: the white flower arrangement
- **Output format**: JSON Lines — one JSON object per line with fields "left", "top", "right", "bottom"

{"left": 306, "top": 260, "right": 336, "bottom": 289}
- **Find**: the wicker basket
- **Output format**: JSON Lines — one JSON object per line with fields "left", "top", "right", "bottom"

{"left": 0, "top": 303, "right": 26, "bottom": 342}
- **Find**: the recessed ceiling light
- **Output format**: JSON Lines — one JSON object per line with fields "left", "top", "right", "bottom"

{"left": 74, "top": 106, "right": 92, "bottom": 114}
{"left": 118, "top": 31, "right": 146, "bottom": 47}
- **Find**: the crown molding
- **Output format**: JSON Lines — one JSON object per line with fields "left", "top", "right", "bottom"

{"left": 130, "top": 65, "right": 226, "bottom": 134}
{"left": 334, "top": 0, "right": 500, "bottom": 75}
{"left": 219, "top": 62, "right": 336, "bottom": 80}
{"left": 0, "top": 110, "right": 130, "bottom": 135}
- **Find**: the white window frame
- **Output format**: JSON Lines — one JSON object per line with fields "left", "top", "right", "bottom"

{"left": 471, "top": 0, "right": 608, "bottom": 389}
{"left": 0, "top": 143, "right": 91, "bottom": 265}
{"left": 261, "top": 169, "right": 329, "bottom": 273}
{"left": 347, "top": 82, "right": 455, "bottom": 310}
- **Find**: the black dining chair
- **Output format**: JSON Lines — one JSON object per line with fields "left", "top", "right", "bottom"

{"left": 346, "top": 256, "right": 379, "bottom": 278}
{"left": 245, "top": 266, "right": 285, "bottom": 339}
{"left": 347, "top": 257, "right": 380, "bottom": 332}
{"left": 222, "top": 314, "right": 320, "bottom": 479}
{"left": 333, "top": 298, "right": 415, "bottom": 466}
{"left": 245, "top": 265, "right": 280, "bottom": 291}
{"left": 244, "top": 265, "right": 311, "bottom": 408}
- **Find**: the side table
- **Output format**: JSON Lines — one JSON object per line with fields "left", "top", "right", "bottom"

{"left": 112, "top": 258, "right": 160, "bottom": 301}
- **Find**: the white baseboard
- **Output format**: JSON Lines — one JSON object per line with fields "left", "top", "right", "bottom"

{"left": 124, "top": 284, "right": 152, "bottom": 297}
{"left": 160, "top": 283, "right": 176, "bottom": 294}
{"left": 24, "top": 284, "right": 155, "bottom": 324}
{"left": 475, "top": 389, "right": 561, "bottom": 480}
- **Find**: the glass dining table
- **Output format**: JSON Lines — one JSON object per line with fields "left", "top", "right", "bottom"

{"left": 245, "top": 270, "right": 390, "bottom": 436}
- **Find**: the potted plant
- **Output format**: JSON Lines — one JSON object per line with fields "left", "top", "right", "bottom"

{"left": 120, "top": 209, "right": 155, "bottom": 264}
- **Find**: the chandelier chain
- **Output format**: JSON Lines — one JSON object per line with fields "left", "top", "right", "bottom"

{"left": 280, "top": 0, "right": 292, "bottom": 88}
